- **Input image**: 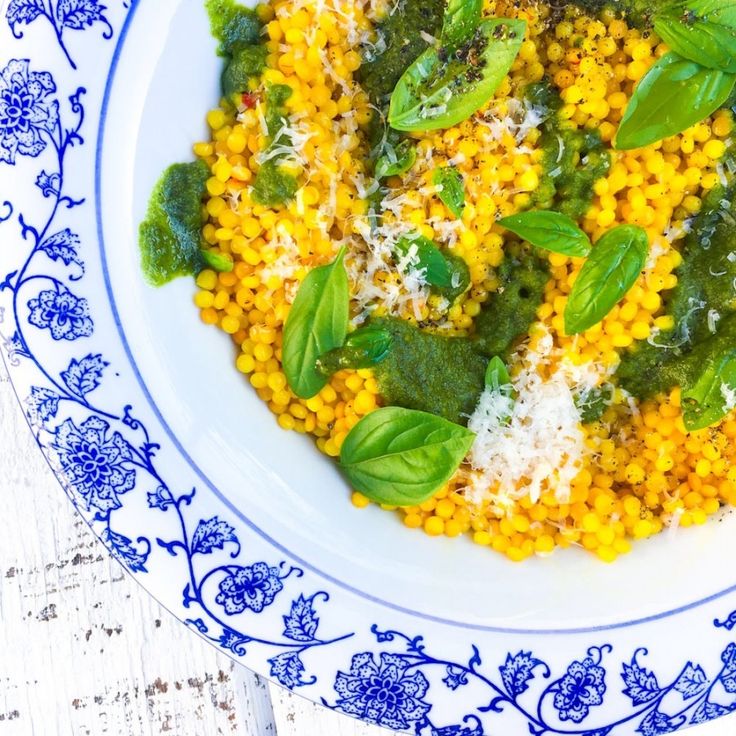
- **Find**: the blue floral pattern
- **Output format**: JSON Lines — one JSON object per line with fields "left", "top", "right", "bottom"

{"left": 216, "top": 562, "right": 285, "bottom": 614}
{"left": 5, "top": 6, "right": 736, "bottom": 735}
{"left": 28, "top": 285, "right": 92, "bottom": 340}
{"left": 0, "top": 58, "right": 58, "bottom": 164}
{"left": 52, "top": 415, "right": 135, "bottom": 512}
{"left": 553, "top": 654, "right": 607, "bottom": 723}
{"left": 334, "top": 652, "right": 431, "bottom": 730}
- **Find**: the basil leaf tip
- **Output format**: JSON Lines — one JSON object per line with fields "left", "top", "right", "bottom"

{"left": 388, "top": 18, "right": 526, "bottom": 133}
{"left": 340, "top": 406, "right": 475, "bottom": 506}
{"left": 283, "top": 247, "right": 349, "bottom": 399}
{"left": 375, "top": 139, "right": 417, "bottom": 180}
{"left": 498, "top": 210, "right": 592, "bottom": 257}
{"left": 682, "top": 350, "right": 736, "bottom": 430}
{"left": 564, "top": 224, "right": 648, "bottom": 335}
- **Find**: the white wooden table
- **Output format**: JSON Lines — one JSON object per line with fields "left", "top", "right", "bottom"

{"left": 0, "top": 362, "right": 733, "bottom": 736}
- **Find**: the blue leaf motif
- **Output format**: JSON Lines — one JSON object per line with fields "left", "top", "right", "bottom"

{"left": 55, "top": 0, "right": 107, "bottom": 29}
{"left": 622, "top": 656, "right": 661, "bottom": 705}
{"left": 39, "top": 229, "right": 82, "bottom": 267}
{"left": 60, "top": 354, "right": 108, "bottom": 397}
{"left": 690, "top": 701, "right": 729, "bottom": 725}
{"left": 282, "top": 594, "right": 319, "bottom": 642}
{"left": 499, "top": 651, "right": 544, "bottom": 697}
{"left": 433, "top": 716, "right": 483, "bottom": 736}
{"left": 443, "top": 665, "right": 469, "bottom": 691}
{"left": 637, "top": 710, "right": 681, "bottom": 736}
{"left": 24, "top": 386, "right": 59, "bottom": 425}
{"left": 6, "top": 0, "right": 45, "bottom": 27}
{"left": 673, "top": 663, "right": 708, "bottom": 699}
{"left": 191, "top": 516, "right": 237, "bottom": 555}
{"left": 101, "top": 528, "right": 149, "bottom": 573}
{"left": 268, "top": 650, "right": 310, "bottom": 689}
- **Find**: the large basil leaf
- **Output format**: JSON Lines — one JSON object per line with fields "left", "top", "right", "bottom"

{"left": 682, "top": 350, "right": 736, "bottom": 430}
{"left": 654, "top": 7, "right": 736, "bottom": 73}
{"left": 340, "top": 407, "right": 475, "bottom": 505}
{"left": 395, "top": 233, "right": 454, "bottom": 288}
{"left": 499, "top": 211, "right": 592, "bottom": 257}
{"left": 316, "top": 327, "right": 392, "bottom": 376}
{"left": 375, "top": 139, "right": 417, "bottom": 179}
{"left": 282, "top": 247, "right": 349, "bottom": 398}
{"left": 564, "top": 225, "right": 648, "bottom": 335}
{"left": 388, "top": 18, "right": 526, "bottom": 132}
{"left": 433, "top": 166, "right": 466, "bottom": 219}
{"left": 441, "top": 0, "right": 483, "bottom": 51}
{"left": 616, "top": 52, "right": 736, "bottom": 150}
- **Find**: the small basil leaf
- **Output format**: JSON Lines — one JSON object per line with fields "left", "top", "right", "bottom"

{"left": 654, "top": 10, "right": 736, "bottom": 73}
{"left": 395, "top": 233, "right": 454, "bottom": 288}
{"left": 575, "top": 384, "right": 614, "bottom": 423}
{"left": 441, "top": 0, "right": 483, "bottom": 51}
{"left": 564, "top": 225, "right": 648, "bottom": 335}
{"left": 200, "top": 250, "right": 234, "bottom": 273}
{"left": 316, "top": 327, "right": 392, "bottom": 376}
{"left": 283, "top": 247, "right": 349, "bottom": 398}
{"left": 433, "top": 166, "right": 466, "bottom": 219}
{"left": 616, "top": 52, "right": 736, "bottom": 150}
{"left": 375, "top": 139, "right": 417, "bottom": 179}
{"left": 388, "top": 18, "right": 527, "bottom": 132}
{"left": 498, "top": 211, "right": 592, "bottom": 257}
{"left": 340, "top": 406, "right": 475, "bottom": 506}
{"left": 682, "top": 350, "right": 736, "bottom": 430}
{"left": 485, "top": 355, "right": 511, "bottom": 391}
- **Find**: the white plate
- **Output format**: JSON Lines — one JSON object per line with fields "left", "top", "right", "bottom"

{"left": 3, "top": 1, "right": 736, "bottom": 733}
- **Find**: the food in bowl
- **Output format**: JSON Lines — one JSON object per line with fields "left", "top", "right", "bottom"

{"left": 140, "top": 0, "right": 736, "bottom": 561}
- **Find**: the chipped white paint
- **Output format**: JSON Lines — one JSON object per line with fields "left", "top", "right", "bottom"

{"left": 0, "top": 364, "right": 733, "bottom": 736}
{"left": 0, "top": 365, "right": 394, "bottom": 736}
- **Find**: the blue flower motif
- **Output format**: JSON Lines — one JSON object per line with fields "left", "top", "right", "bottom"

{"left": 52, "top": 416, "right": 135, "bottom": 512}
{"left": 333, "top": 652, "right": 431, "bottom": 730}
{"left": 0, "top": 59, "right": 58, "bottom": 164}
{"left": 215, "top": 563, "right": 284, "bottom": 614}
{"left": 553, "top": 656, "right": 607, "bottom": 723}
{"left": 28, "top": 285, "right": 93, "bottom": 340}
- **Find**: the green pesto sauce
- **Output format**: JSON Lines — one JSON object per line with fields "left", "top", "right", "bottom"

{"left": 357, "top": 0, "right": 445, "bottom": 104}
{"left": 371, "top": 250, "right": 549, "bottom": 424}
{"left": 222, "top": 45, "right": 268, "bottom": 99}
{"left": 618, "top": 181, "right": 736, "bottom": 398}
{"left": 251, "top": 84, "right": 299, "bottom": 207}
{"left": 206, "top": 0, "right": 262, "bottom": 57}
{"left": 528, "top": 83, "right": 610, "bottom": 220}
{"left": 139, "top": 160, "right": 209, "bottom": 286}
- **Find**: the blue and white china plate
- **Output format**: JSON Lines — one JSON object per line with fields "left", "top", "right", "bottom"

{"left": 4, "top": 2, "right": 736, "bottom": 733}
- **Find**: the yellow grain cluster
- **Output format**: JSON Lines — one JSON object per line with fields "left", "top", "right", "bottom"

{"left": 193, "top": 0, "right": 736, "bottom": 561}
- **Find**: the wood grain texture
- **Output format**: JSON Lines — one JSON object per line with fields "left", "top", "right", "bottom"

{"left": 0, "top": 365, "right": 394, "bottom": 736}
{"left": 1, "top": 363, "right": 732, "bottom": 735}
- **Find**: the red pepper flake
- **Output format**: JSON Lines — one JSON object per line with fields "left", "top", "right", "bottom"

{"left": 241, "top": 92, "right": 258, "bottom": 109}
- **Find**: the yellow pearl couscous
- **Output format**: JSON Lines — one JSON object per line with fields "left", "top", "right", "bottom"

{"left": 185, "top": 0, "right": 736, "bottom": 562}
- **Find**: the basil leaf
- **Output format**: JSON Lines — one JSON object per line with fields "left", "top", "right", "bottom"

{"left": 283, "top": 247, "right": 349, "bottom": 398}
{"left": 564, "top": 225, "right": 648, "bottom": 335}
{"left": 498, "top": 211, "right": 592, "bottom": 257}
{"left": 441, "top": 0, "right": 483, "bottom": 51}
{"left": 433, "top": 166, "right": 466, "bottom": 219}
{"left": 485, "top": 355, "right": 511, "bottom": 391}
{"left": 200, "top": 250, "right": 234, "bottom": 273}
{"left": 654, "top": 9, "right": 736, "bottom": 73}
{"left": 340, "top": 407, "right": 475, "bottom": 506}
{"left": 388, "top": 18, "right": 526, "bottom": 132}
{"left": 316, "top": 327, "right": 392, "bottom": 376}
{"left": 616, "top": 52, "right": 736, "bottom": 150}
{"left": 682, "top": 350, "right": 736, "bottom": 430}
{"left": 395, "top": 233, "right": 454, "bottom": 288}
{"left": 375, "top": 139, "right": 417, "bottom": 179}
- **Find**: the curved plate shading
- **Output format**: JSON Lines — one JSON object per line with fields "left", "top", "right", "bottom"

{"left": 3, "top": 1, "right": 736, "bottom": 734}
